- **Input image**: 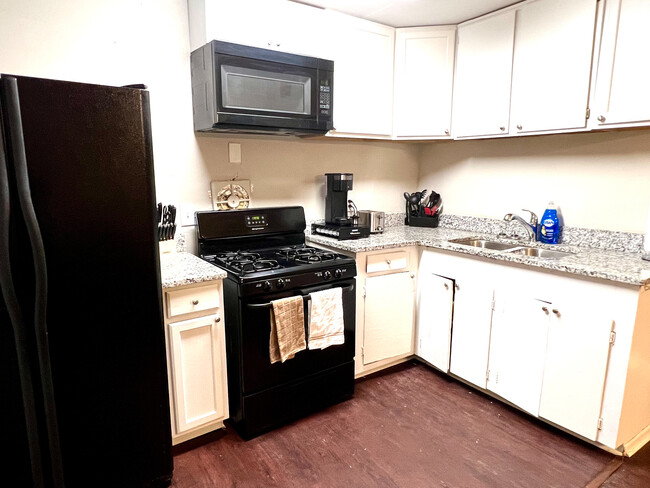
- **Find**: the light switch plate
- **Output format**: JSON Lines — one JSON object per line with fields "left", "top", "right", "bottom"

{"left": 180, "top": 204, "right": 196, "bottom": 227}
{"left": 229, "top": 143, "right": 241, "bottom": 163}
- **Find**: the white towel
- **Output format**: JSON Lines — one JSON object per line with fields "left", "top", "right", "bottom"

{"left": 269, "top": 296, "right": 306, "bottom": 363}
{"left": 308, "top": 288, "right": 345, "bottom": 350}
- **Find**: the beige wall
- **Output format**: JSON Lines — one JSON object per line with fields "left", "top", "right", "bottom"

{"left": 418, "top": 131, "right": 650, "bottom": 233}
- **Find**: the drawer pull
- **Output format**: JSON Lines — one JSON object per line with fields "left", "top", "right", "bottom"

{"left": 552, "top": 309, "right": 561, "bottom": 317}
{"left": 542, "top": 306, "right": 549, "bottom": 314}
{"left": 444, "top": 283, "right": 449, "bottom": 290}
{"left": 191, "top": 299, "right": 199, "bottom": 305}
{"left": 386, "top": 259, "right": 391, "bottom": 265}
{"left": 215, "top": 316, "right": 221, "bottom": 323}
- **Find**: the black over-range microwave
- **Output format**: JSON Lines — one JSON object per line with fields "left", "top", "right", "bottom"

{"left": 190, "top": 40, "right": 334, "bottom": 136}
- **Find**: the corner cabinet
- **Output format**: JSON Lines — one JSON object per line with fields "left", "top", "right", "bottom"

{"left": 393, "top": 26, "right": 456, "bottom": 139}
{"left": 592, "top": 0, "right": 650, "bottom": 128}
{"left": 163, "top": 280, "right": 229, "bottom": 445}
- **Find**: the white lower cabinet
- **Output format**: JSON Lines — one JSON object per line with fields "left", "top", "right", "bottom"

{"left": 163, "top": 280, "right": 228, "bottom": 445}
{"left": 538, "top": 298, "right": 614, "bottom": 440}
{"left": 416, "top": 248, "right": 650, "bottom": 454}
{"left": 415, "top": 272, "right": 453, "bottom": 372}
{"left": 487, "top": 292, "right": 550, "bottom": 416}
{"left": 169, "top": 314, "right": 227, "bottom": 434}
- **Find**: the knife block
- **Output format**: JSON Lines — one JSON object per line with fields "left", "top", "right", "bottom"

{"left": 159, "top": 239, "right": 177, "bottom": 254}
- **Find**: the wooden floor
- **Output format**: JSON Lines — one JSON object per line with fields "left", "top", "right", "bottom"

{"left": 170, "top": 361, "right": 650, "bottom": 488}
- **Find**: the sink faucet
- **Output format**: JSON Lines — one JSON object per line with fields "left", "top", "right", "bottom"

{"left": 503, "top": 211, "right": 537, "bottom": 241}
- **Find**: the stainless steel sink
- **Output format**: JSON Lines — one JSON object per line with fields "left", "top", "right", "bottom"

{"left": 509, "top": 247, "right": 573, "bottom": 259}
{"left": 448, "top": 237, "right": 522, "bottom": 251}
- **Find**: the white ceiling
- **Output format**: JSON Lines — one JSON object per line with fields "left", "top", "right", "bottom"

{"left": 295, "top": 0, "right": 523, "bottom": 27}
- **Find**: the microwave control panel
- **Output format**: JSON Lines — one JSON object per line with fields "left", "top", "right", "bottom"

{"left": 319, "top": 75, "right": 332, "bottom": 117}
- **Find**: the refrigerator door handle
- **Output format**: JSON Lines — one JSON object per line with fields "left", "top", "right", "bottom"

{"left": 1, "top": 76, "right": 65, "bottom": 488}
{"left": 0, "top": 80, "right": 46, "bottom": 488}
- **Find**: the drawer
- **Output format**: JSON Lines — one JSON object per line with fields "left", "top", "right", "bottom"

{"left": 366, "top": 250, "right": 408, "bottom": 274}
{"left": 166, "top": 284, "right": 221, "bottom": 319}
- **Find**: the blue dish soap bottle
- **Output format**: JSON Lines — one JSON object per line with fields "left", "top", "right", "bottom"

{"left": 539, "top": 201, "right": 562, "bottom": 244}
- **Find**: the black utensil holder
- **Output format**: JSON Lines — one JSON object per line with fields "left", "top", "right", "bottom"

{"left": 407, "top": 213, "right": 439, "bottom": 228}
{"left": 405, "top": 202, "right": 439, "bottom": 228}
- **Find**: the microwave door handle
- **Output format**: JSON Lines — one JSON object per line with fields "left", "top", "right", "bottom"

{"left": 0, "top": 80, "right": 46, "bottom": 488}
{"left": 2, "top": 76, "right": 65, "bottom": 488}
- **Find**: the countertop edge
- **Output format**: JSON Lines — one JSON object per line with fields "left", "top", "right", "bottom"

{"left": 307, "top": 227, "right": 650, "bottom": 287}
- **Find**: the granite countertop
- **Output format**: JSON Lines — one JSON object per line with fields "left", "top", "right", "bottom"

{"left": 307, "top": 226, "right": 650, "bottom": 286}
{"left": 160, "top": 252, "right": 226, "bottom": 289}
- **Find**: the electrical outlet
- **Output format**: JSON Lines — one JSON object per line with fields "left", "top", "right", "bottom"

{"left": 180, "top": 204, "right": 196, "bottom": 227}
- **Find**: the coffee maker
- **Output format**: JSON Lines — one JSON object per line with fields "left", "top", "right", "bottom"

{"left": 312, "top": 173, "right": 370, "bottom": 240}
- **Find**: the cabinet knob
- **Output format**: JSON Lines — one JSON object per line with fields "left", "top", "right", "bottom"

{"left": 386, "top": 259, "right": 392, "bottom": 265}
{"left": 191, "top": 299, "right": 199, "bottom": 305}
{"left": 454, "top": 283, "right": 459, "bottom": 291}
{"left": 215, "top": 316, "right": 221, "bottom": 323}
{"left": 444, "top": 283, "right": 449, "bottom": 290}
{"left": 410, "top": 273, "right": 415, "bottom": 279}
{"left": 552, "top": 309, "right": 561, "bottom": 317}
{"left": 499, "top": 126, "right": 505, "bottom": 132}
{"left": 444, "top": 129, "right": 450, "bottom": 135}
{"left": 541, "top": 306, "right": 549, "bottom": 314}
{"left": 597, "top": 115, "right": 606, "bottom": 122}
{"left": 516, "top": 124, "right": 523, "bottom": 130}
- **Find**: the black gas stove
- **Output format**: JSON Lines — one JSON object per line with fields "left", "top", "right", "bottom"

{"left": 196, "top": 206, "right": 356, "bottom": 439}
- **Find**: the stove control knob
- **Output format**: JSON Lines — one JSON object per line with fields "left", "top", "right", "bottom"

{"left": 334, "top": 269, "right": 342, "bottom": 279}
{"left": 276, "top": 278, "right": 286, "bottom": 289}
{"left": 323, "top": 271, "right": 332, "bottom": 281}
{"left": 263, "top": 280, "right": 272, "bottom": 291}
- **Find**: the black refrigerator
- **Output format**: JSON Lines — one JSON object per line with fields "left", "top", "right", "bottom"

{"left": 0, "top": 75, "right": 173, "bottom": 487}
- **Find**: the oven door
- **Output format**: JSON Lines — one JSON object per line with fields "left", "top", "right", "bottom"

{"left": 238, "top": 278, "right": 355, "bottom": 395}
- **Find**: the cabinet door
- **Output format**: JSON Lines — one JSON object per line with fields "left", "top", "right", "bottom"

{"left": 539, "top": 301, "right": 613, "bottom": 440}
{"left": 487, "top": 293, "right": 550, "bottom": 416}
{"left": 193, "top": 0, "right": 325, "bottom": 56}
{"left": 449, "top": 280, "right": 494, "bottom": 389}
{"left": 452, "top": 10, "right": 515, "bottom": 138}
{"left": 393, "top": 27, "right": 456, "bottom": 138}
{"left": 593, "top": 0, "right": 650, "bottom": 127}
{"left": 363, "top": 272, "right": 415, "bottom": 365}
{"left": 510, "top": 0, "right": 598, "bottom": 133}
{"left": 416, "top": 273, "right": 454, "bottom": 371}
{"left": 326, "top": 13, "right": 395, "bottom": 137}
{"left": 169, "top": 313, "right": 227, "bottom": 433}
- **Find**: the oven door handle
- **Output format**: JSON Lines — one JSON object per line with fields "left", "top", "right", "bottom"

{"left": 246, "top": 284, "right": 355, "bottom": 309}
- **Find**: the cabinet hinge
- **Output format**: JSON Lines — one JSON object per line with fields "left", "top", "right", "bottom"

{"left": 486, "top": 369, "right": 490, "bottom": 382}
{"left": 491, "top": 299, "right": 495, "bottom": 311}
{"left": 597, "top": 417, "right": 603, "bottom": 430}
{"left": 609, "top": 331, "right": 616, "bottom": 345}
{"left": 586, "top": 107, "right": 590, "bottom": 119}
{"left": 361, "top": 346, "right": 364, "bottom": 360}
{"left": 363, "top": 286, "right": 366, "bottom": 299}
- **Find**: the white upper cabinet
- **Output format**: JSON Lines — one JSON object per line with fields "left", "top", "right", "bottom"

{"left": 393, "top": 26, "right": 456, "bottom": 138}
{"left": 189, "top": 0, "right": 326, "bottom": 57}
{"left": 452, "top": 10, "right": 515, "bottom": 138}
{"left": 509, "top": 0, "right": 599, "bottom": 134}
{"left": 325, "top": 12, "right": 395, "bottom": 138}
{"left": 592, "top": 0, "right": 650, "bottom": 128}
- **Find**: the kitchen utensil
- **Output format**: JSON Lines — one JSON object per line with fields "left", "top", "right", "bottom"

{"left": 419, "top": 189, "right": 428, "bottom": 204}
